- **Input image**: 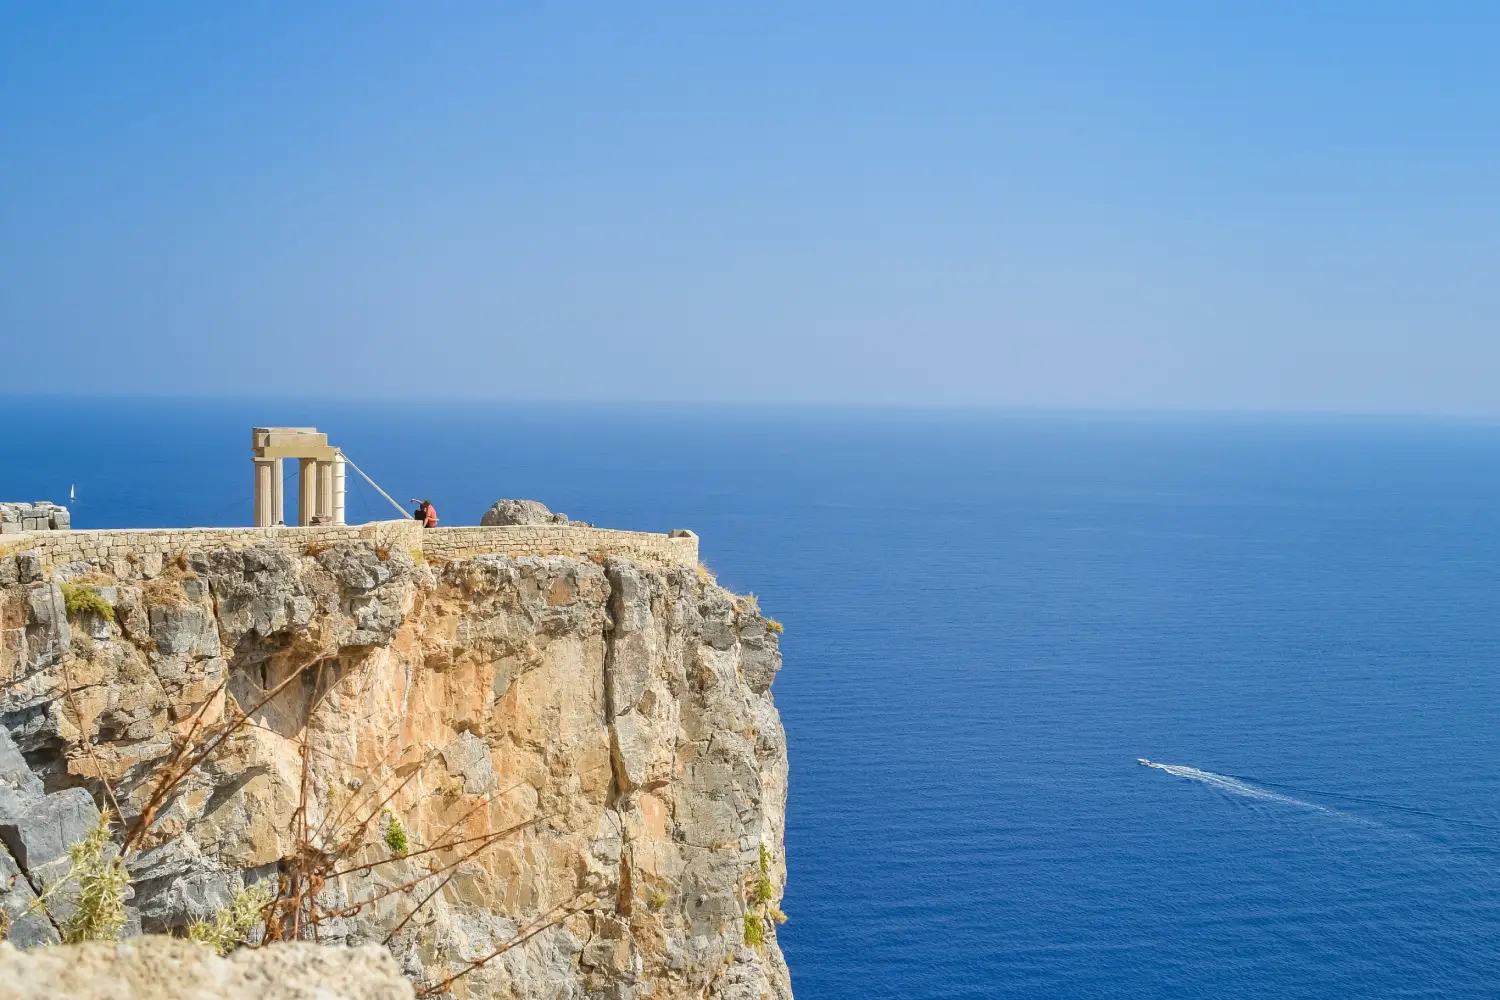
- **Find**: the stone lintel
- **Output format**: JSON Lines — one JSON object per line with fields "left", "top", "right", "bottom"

{"left": 257, "top": 444, "right": 339, "bottom": 461}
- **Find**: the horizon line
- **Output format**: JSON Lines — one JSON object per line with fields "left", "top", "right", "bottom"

{"left": 3, "top": 393, "right": 1500, "bottom": 424}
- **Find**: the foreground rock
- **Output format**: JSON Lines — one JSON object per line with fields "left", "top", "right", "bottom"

{"left": 479, "top": 498, "right": 572, "bottom": 526}
{"left": 0, "top": 538, "right": 791, "bottom": 999}
{"left": 0, "top": 937, "right": 413, "bottom": 1000}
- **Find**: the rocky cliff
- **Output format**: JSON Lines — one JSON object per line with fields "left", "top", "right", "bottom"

{"left": 0, "top": 537, "right": 791, "bottom": 1000}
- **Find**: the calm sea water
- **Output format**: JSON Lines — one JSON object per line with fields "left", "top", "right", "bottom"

{"left": 7, "top": 400, "right": 1500, "bottom": 999}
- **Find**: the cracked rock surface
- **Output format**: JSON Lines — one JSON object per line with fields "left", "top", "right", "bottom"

{"left": 0, "top": 541, "right": 791, "bottom": 1000}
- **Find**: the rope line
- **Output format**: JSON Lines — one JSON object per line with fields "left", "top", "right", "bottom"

{"left": 339, "top": 452, "right": 410, "bottom": 519}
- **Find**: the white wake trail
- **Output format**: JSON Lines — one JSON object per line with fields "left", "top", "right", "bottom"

{"left": 1140, "top": 761, "right": 1342, "bottom": 816}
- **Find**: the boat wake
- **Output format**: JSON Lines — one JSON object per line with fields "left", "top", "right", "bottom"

{"left": 1137, "top": 759, "right": 1347, "bottom": 817}
{"left": 1228, "top": 775, "right": 1500, "bottom": 834}
{"left": 1136, "top": 758, "right": 1500, "bottom": 873}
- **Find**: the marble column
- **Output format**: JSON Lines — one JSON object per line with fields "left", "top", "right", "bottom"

{"left": 270, "top": 459, "right": 284, "bottom": 526}
{"left": 298, "top": 458, "right": 317, "bottom": 526}
{"left": 332, "top": 454, "right": 347, "bottom": 525}
{"left": 253, "top": 459, "right": 274, "bottom": 528}
{"left": 316, "top": 461, "right": 334, "bottom": 524}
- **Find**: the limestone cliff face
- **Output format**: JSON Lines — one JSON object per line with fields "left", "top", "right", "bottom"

{"left": 0, "top": 541, "right": 791, "bottom": 1000}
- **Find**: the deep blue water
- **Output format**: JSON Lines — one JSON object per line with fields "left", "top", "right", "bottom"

{"left": 7, "top": 401, "right": 1500, "bottom": 999}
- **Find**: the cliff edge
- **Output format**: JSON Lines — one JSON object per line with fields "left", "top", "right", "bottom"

{"left": 0, "top": 532, "right": 791, "bottom": 1000}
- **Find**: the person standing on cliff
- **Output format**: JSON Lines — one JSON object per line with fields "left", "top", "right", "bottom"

{"left": 411, "top": 498, "right": 438, "bottom": 528}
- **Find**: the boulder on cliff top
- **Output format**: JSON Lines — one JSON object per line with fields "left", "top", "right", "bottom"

{"left": 0, "top": 938, "right": 415, "bottom": 1000}
{"left": 480, "top": 498, "right": 572, "bottom": 526}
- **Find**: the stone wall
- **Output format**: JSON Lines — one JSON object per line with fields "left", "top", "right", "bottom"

{"left": 0, "top": 521, "right": 423, "bottom": 575}
{"left": 0, "top": 520, "right": 699, "bottom": 575}
{"left": 421, "top": 524, "right": 698, "bottom": 567}
{"left": 0, "top": 503, "right": 68, "bottom": 535}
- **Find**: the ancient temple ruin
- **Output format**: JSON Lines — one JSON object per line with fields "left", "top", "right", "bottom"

{"left": 250, "top": 426, "right": 346, "bottom": 527}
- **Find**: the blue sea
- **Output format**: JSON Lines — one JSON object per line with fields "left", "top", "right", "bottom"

{"left": 7, "top": 400, "right": 1500, "bottom": 999}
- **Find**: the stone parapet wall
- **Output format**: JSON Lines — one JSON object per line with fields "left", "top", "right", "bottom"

{"left": 420, "top": 524, "right": 698, "bottom": 567}
{"left": 0, "top": 520, "right": 424, "bottom": 573}
{"left": 0, "top": 519, "right": 698, "bottom": 573}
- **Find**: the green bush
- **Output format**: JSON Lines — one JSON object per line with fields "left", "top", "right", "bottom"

{"left": 756, "top": 844, "right": 774, "bottom": 904}
{"left": 60, "top": 583, "right": 114, "bottom": 623}
{"left": 37, "top": 813, "right": 129, "bottom": 944}
{"left": 744, "top": 843, "right": 786, "bottom": 943}
{"left": 765, "top": 618, "right": 784, "bottom": 635}
{"left": 188, "top": 879, "right": 274, "bottom": 955}
{"left": 384, "top": 812, "right": 408, "bottom": 856}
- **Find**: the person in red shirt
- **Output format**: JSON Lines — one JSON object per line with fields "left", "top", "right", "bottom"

{"left": 411, "top": 499, "right": 438, "bottom": 528}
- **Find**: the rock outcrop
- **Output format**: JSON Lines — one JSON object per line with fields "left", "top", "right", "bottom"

{"left": 0, "top": 937, "right": 414, "bottom": 1000}
{"left": 0, "top": 539, "right": 791, "bottom": 999}
{"left": 479, "top": 499, "right": 574, "bottom": 527}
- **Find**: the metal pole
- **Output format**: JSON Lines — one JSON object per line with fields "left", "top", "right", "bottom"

{"left": 340, "top": 453, "right": 411, "bottom": 520}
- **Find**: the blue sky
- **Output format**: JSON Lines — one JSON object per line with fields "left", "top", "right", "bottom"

{"left": 3, "top": 3, "right": 1497, "bottom": 411}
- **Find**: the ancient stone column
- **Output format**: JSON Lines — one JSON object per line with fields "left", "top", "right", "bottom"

{"left": 316, "top": 461, "right": 334, "bottom": 524}
{"left": 253, "top": 459, "right": 274, "bottom": 528}
{"left": 332, "top": 454, "right": 347, "bottom": 525}
{"left": 298, "top": 458, "right": 317, "bottom": 526}
{"left": 270, "top": 459, "right": 284, "bottom": 526}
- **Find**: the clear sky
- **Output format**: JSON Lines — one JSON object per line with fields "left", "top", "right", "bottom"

{"left": 3, "top": 3, "right": 1498, "bottom": 412}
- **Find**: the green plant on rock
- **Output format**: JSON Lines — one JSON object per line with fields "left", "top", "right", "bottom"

{"left": 188, "top": 879, "right": 274, "bottom": 955}
{"left": 743, "top": 843, "right": 786, "bottom": 948}
{"left": 60, "top": 583, "right": 115, "bottom": 623}
{"left": 649, "top": 887, "right": 668, "bottom": 912}
{"left": 765, "top": 618, "right": 784, "bottom": 635}
{"left": 756, "top": 845, "right": 774, "bottom": 904}
{"left": 34, "top": 812, "right": 130, "bottom": 944}
{"left": 384, "top": 811, "right": 408, "bottom": 856}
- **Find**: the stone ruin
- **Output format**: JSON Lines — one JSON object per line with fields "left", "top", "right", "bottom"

{"left": 0, "top": 502, "right": 69, "bottom": 535}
